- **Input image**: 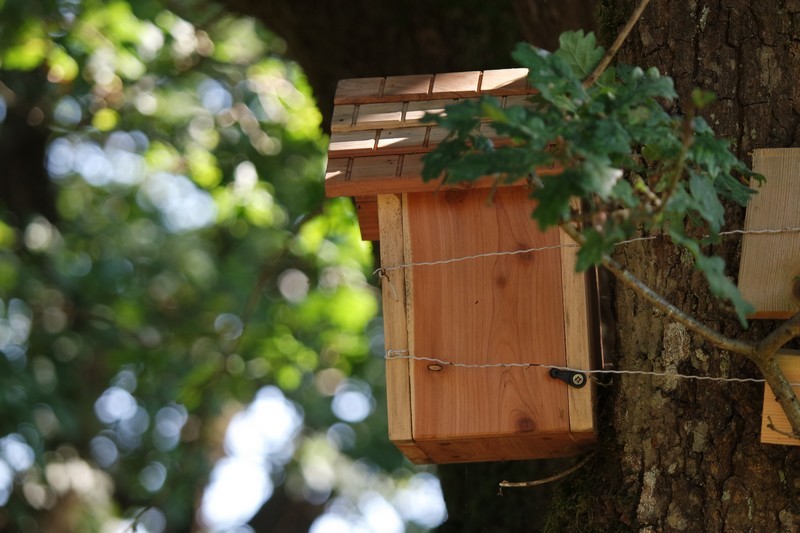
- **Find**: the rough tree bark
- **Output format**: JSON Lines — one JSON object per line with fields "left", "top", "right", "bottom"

{"left": 543, "top": 1, "right": 800, "bottom": 530}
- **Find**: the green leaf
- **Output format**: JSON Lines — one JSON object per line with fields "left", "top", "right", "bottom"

{"left": 689, "top": 171, "right": 725, "bottom": 232}
{"left": 531, "top": 169, "right": 583, "bottom": 228}
{"left": 575, "top": 228, "right": 613, "bottom": 271}
{"left": 553, "top": 30, "right": 605, "bottom": 79}
{"left": 695, "top": 254, "right": 753, "bottom": 326}
{"left": 669, "top": 230, "right": 753, "bottom": 326}
{"left": 421, "top": 138, "right": 469, "bottom": 182}
{"left": 612, "top": 179, "right": 638, "bottom": 208}
{"left": 513, "top": 43, "right": 585, "bottom": 112}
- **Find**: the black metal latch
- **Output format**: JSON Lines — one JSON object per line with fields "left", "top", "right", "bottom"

{"left": 549, "top": 368, "right": 587, "bottom": 388}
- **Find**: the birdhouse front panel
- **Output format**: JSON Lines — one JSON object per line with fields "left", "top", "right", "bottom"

{"left": 406, "top": 189, "right": 566, "bottom": 434}
{"left": 325, "top": 69, "right": 597, "bottom": 464}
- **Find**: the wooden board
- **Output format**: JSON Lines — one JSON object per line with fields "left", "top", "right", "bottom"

{"left": 378, "top": 195, "right": 415, "bottom": 445}
{"left": 738, "top": 148, "right": 800, "bottom": 318}
{"left": 406, "top": 188, "right": 570, "bottom": 445}
{"left": 560, "top": 228, "right": 596, "bottom": 433}
{"left": 761, "top": 350, "right": 800, "bottom": 446}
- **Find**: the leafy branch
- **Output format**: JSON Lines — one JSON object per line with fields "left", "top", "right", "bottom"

{"left": 420, "top": 18, "right": 800, "bottom": 435}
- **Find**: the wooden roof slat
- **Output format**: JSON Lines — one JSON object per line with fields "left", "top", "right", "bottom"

{"left": 383, "top": 74, "right": 434, "bottom": 99}
{"left": 328, "top": 130, "right": 377, "bottom": 155}
{"left": 325, "top": 69, "right": 553, "bottom": 231}
{"left": 356, "top": 102, "right": 403, "bottom": 128}
{"left": 405, "top": 99, "right": 454, "bottom": 122}
{"left": 431, "top": 71, "right": 481, "bottom": 98}
{"left": 334, "top": 77, "right": 384, "bottom": 104}
{"left": 377, "top": 127, "right": 429, "bottom": 151}
{"left": 330, "top": 104, "right": 356, "bottom": 132}
{"left": 480, "top": 68, "right": 530, "bottom": 95}
{"left": 504, "top": 94, "right": 536, "bottom": 109}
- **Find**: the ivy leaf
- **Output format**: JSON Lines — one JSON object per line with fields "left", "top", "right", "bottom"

{"left": 553, "top": 30, "right": 604, "bottom": 79}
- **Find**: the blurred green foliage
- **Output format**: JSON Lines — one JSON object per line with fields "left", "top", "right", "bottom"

{"left": 0, "top": 0, "right": 439, "bottom": 530}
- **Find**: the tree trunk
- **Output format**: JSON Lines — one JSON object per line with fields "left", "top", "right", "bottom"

{"left": 545, "top": 1, "right": 800, "bottom": 530}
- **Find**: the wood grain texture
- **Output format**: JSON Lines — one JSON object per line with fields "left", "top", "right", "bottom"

{"left": 431, "top": 71, "right": 481, "bottom": 98}
{"left": 559, "top": 228, "right": 596, "bottom": 434}
{"left": 354, "top": 196, "right": 378, "bottom": 241}
{"left": 761, "top": 350, "right": 800, "bottom": 446}
{"left": 739, "top": 148, "right": 800, "bottom": 318}
{"left": 328, "top": 130, "right": 376, "bottom": 155}
{"left": 378, "top": 194, "right": 414, "bottom": 444}
{"left": 480, "top": 68, "right": 529, "bottom": 95}
{"left": 355, "top": 102, "right": 403, "bottom": 128}
{"left": 334, "top": 77, "right": 384, "bottom": 104}
{"left": 384, "top": 74, "right": 433, "bottom": 99}
{"left": 406, "top": 188, "right": 570, "bottom": 443}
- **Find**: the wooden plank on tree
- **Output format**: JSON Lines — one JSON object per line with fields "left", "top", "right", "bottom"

{"left": 738, "top": 148, "right": 800, "bottom": 319}
{"left": 559, "top": 228, "right": 596, "bottom": 434}
{"left": 761, "top": 350, "right": 800, "bottom": 446}
{"left": 406, "top": 188, "right": 570, "bottom": 457}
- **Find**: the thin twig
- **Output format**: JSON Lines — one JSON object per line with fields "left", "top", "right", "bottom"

{"left": 499, "top": 452, "right": 596, "bottom": 489}
{"left": 583, "top": 0, "right": 652, "bottom": 87}
{"left": 755, "top": 354, "right": 800, "bottom": 435}
{"left": 766, "top": 416, "right": 800, "bottom": 441}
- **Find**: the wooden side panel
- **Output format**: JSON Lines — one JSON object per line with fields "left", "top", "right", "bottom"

{"left": 739, "top": 148, "right": 800, "bottom": 318}
{"left": 761, "top": 350, "right": 800, "bottom": 446}
{"left": 378, "top": 195, "right": 414, "bottom": 444}
{"left": 559, "top": 229, "right": 596, "bottom": 434}
{"left": 354, "top": 197, "right": 378, "bottom": 241}
{"left": 406, "top": 188, "right": 570, "bottom": 446}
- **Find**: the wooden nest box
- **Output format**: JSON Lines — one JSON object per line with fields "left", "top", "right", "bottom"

{"left": 325, "top": 68, "right": 598, "bottom": 464}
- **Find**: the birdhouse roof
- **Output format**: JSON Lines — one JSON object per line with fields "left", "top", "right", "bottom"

{"left": 324, "top": 68, "right": 548, "bottom": 240}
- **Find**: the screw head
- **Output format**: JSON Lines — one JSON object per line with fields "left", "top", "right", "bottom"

{"left": 571, "top": 373, "right": 586, "bottom": 387}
